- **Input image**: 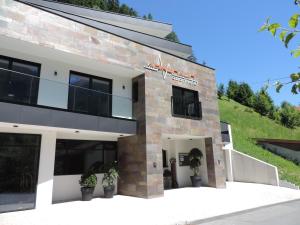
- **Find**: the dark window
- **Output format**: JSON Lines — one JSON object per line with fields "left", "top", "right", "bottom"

{"left": 68, "top": 71, "right": 112, "bottom": 117}
{"left": 171, "top": 86, "right": 202, "bottom": 119}
{"left": 162, "top": 150, "right": 168, "bottom": 168}
{"left": 0, "top": 133, "right": 41, "bottom": 213}
{"left": 54, "top": 140, "right": 117, "bottom": 176}
{"left": 0, "top": 56, "right": 40, "bottom": 105}
{"left": 132, "top": 81, "right": 138, "bottom": 103}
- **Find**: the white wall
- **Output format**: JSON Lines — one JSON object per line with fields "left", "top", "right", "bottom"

{"left": 0, "top": 48, "right": 133, "bottom": 118}
{"left": 52, "top": 174, "right": 117, "bottom": 203}
{"left": 231, "top": 150, "right": 279, "bottom": 186}
{"left": 162, "top": 139, "right": 208, "bottom": 187}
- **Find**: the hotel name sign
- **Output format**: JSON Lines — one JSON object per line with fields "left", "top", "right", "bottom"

{"left": 144, "top": 57, "right": 198, "bottom": 86}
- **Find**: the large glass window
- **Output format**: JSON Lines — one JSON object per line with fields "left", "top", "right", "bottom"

{"left": 0, "top": 56, "right": 40, "bottom": 105}
{"left": 172, "top": 86, "right": 202, "bottom": 119}
{"left": 68, "top": 71, "right": 112, "bottom": 117}
{"left": 0, "top": 133, "right": 41, "bottom": 213}
{"left": 54, "top": 140, "right": 117, "bottom": 176}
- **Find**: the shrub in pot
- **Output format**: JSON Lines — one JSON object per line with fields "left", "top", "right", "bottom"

{"left": 79, "top": 171, "right": 97, "bottom": 201}
{"left": 188, "top": 148, "right": 203, "bottom": 187}
{"left": 102, "top": 164, "right": 119, "bottom": 198}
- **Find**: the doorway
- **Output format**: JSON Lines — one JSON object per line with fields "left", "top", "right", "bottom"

{"left": 0, "top": 133, "right": 41, "bottom": 213}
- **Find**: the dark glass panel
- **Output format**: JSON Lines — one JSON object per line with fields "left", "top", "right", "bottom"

{"left": 172, "top": 86, "right": 200, "bottom": 118}
{"left": 54, "top": 140, "right": 117, "bottom": 176}
{"left": 91, "top": 78, "right": 111, "bottom": 116}
{"left": 68, "top": 71, "right": 112, "bottom": 117}
{"left": 68, "top": 74, "right": 90, "bottom": 114}
{"left": 162, "top": 150, "right": 168, "bottom": 168}
{"left": 0, "top": 133, "right": 40, "bottom": 213}
{"left": 0, "top": 57, "right": 40, "bottom": 105}
{"left": 0, "top": 57, "right": 10, "bottom": 102}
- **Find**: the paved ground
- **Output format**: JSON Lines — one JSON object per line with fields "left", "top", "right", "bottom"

{"left": 196, "top": 200, "right": 300, "bottom": 225}
{"left": 0, "top": 182, "right": 300, "bottom": 225}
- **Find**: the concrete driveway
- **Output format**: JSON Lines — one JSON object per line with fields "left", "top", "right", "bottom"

{"left": 0, "top": 182, "right": 300, "bottom": 225}
{"left": 196, "top": 200, "right": 300, "bottom": 225}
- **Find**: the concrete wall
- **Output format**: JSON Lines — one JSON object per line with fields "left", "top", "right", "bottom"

{"left": 231, "top": 150, "right": 279, "bottom": 186}
{"left": 263, "top": 143, "right": 300, "bottom": 163}
{"left": 162, "top": 139, "right": 208, "bottom": 187}
{"left": 0, "top": 47, "right": 133, "bottom": 119}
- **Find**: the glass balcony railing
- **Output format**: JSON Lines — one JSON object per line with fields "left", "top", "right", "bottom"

{"left": 0, "top": 67, "right": 133, "bottom": 120}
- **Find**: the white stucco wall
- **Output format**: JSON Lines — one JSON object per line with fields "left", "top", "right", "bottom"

{"left": 0, "top": 48, "right": 133, "bottom": 118}
{"left": 162, "top": 139, "right": 208, "bottom": 187}
{"left": 52, "top": 174, "right": 117, "bottom": 203}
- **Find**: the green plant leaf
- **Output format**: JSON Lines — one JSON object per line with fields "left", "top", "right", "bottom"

{"left": 268, "top": 23, "right": 281, "bottom": 36}
{"left": 289, "top": 14, "right": 300, "bottom": 28}
{"left": 290, "top": 73, "right": 300, "bottom": 81}
{"left": 259, "top": 24, "right": 268, "bottom": 32}
{"left": 275, "top": 82, "right": 283, "bottom": 93}
{"left": 279, "top": 31, "right": 287, "bottom": 42}
{"left": 291, "top": 83, "right": 298, "bottom": 94}
{"left": 292, "top": 48, "right": 300, "bottom": 57}
{"left": 285, "top": 32, "right": 296, "bottom": 47}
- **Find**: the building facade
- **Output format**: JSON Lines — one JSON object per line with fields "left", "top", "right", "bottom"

{"left": 0, "top": 0, "right": 226, "bottom": 213}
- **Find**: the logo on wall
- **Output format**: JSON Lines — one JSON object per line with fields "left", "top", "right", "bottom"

{"left": 144, "top": 56, "right": 198, "bottom": 86}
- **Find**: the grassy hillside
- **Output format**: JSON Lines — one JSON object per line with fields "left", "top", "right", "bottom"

{"left": 219, "top": 98, "right": 300, "bottom": 186}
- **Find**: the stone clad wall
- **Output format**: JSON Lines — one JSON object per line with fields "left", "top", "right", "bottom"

{"left": 0, "top": 0, "right": 226, "bottom": 198}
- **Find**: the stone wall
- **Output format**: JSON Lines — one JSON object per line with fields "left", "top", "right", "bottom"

{"left": 0, "top": 0, "right": 226, "bottom": 198}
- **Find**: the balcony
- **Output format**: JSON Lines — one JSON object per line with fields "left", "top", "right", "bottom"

{"left": 0, "top": 67, "right": 136, "bottom": 134}
{"left": 171, "top": 96, "right": 202, "bottom": 120}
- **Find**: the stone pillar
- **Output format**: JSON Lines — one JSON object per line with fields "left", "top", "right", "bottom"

{"left": 35, "top": 131, "right": 57, "bottom": 208}
{"left": 205, "top": 137, "right": 226, "bottom": 188}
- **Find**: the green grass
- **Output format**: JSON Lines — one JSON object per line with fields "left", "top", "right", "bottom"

{"left": 219, "top": 98, "right": 300, "bottom": 186}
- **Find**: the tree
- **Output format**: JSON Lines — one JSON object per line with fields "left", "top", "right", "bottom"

{"left": 107, "top": 0, "right": 119, "bottom": 12}
{"left": 56, "top": 0, "right": 140, "bottom": 17}
{"left": 253, "top": 89, "right": 274, "bottom": 116}
{"left": 260, "top": 0, "right": 300, "bottom": 94}
{"left": 188, "top": 52, "right": 197, "bottom": 63}
{"left": 279, "top": 101, "right": 300, "bottom": 128}
{"left": 235, "top": 82, "right": 255, "bottom": 107}
{"left": 165, "top": 31, "right": 180, "bottom": 43}
{"left": 217, "top": 83, "right": 225, "bottom": 99}
{"left": 226, "top": 80, "right": 239, "bottom": 100}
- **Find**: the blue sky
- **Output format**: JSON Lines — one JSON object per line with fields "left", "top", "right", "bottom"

{"left": 122, "top": 0, "right": 300, "bottom": 106}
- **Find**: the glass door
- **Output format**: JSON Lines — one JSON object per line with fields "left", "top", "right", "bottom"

{"left": 0, "top": 133, "right": 41, "bottom": 213}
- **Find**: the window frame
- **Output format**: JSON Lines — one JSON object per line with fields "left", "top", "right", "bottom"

{"left": 67, "top": 70, "right": 113, "bottom": 117}
{"left": 171, "top": 85, "right": 202, "bottom": 120}
{"left": 0, "top": 55, "right": 41, "bottom": 105}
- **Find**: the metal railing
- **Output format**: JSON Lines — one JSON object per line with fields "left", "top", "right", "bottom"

{"left": 0, "top": 67, "right": 133, "bottom": 119}
{"left": 171, "top": 96, "right": 202, "bottom": 119}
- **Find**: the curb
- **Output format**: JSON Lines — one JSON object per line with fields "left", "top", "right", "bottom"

{"left": 190, "top": 198, "right": 300, "bottom": 225}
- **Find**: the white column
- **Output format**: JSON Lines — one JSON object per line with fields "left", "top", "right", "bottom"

{"left": 35, "top": 131, "right": 57, "bottom": 208}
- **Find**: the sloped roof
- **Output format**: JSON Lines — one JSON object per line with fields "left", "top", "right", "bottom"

{"left": 17, "top": 0, "right": 193, "bottom": 59}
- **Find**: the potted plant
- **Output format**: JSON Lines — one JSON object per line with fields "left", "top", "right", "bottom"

{"left": 188, "top": 148, "right": 203, "bottom": 187}
{"left": 79, "top": 171, "right": 97, "bottom": 201}
{"left": 102, "top": 164, "right": 119, "bottom": 198}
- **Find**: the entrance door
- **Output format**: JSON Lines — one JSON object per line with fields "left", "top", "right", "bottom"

{"left": 0, "top": 133, "right": 41, "bottom": 213}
